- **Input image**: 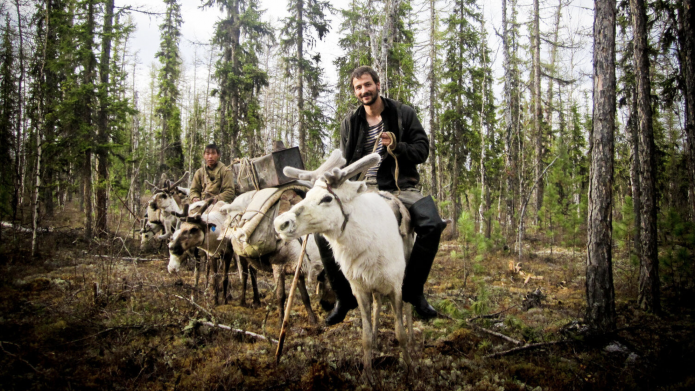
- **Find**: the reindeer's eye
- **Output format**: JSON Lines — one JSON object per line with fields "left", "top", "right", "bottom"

{"left": 319, "top": 195, "right": 333, "bottom": 204}
{"left": 189, "top": 227, "right": 198, "bottom": 234}
{"left": 162, "top": 194, "right": 168, "bottom": 199}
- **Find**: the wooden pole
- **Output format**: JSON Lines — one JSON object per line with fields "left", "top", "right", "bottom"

{"left": 275, "top": 234, "right": 310, "bottom": 363}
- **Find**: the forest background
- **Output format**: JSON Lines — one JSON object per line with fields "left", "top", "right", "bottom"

{"left": 1, "top": 0, "right": 694, "bottom": 332}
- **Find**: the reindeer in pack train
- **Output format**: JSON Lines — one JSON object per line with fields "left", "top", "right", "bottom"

{"left": 140, "top": 172, "right": 190, "bottom": 243}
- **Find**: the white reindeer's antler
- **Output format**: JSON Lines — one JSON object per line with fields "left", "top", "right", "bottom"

{"left": 283, "top": 149, "right": 346, "bottom": 186}
{"left": 324, "top": 153, "right": 380, "bottom": 187}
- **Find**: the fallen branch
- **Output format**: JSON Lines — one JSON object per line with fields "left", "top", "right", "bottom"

{"left": 198, "top": 321, "right": 278, "bottom": 344}
{"left": 173, "top": 294, "right": 214, "bottom": 318}
{"left": 468, "top": 306, "right": 516, "bottom": 322}
{"left": 0, "top": 341, "right": 44, "bottom": 373}
{"left": 484, "top": 340, "right": 571, "bottom": 359}
{"left": 468, "top": 322, "right": 523, "bottom": 346}
{"left": 93, "top": 255, "right": 160, "bottom": 262}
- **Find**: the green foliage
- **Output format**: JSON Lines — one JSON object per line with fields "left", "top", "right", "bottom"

{"left": 659, "top": 208, "right": 695, "bottom": 295}
{"left": 279, "top": 0, "right": 332, "bottom": 160}
{"left": 156, "top": 0, "right": 183, "bottom": 172}
{"left": 471, "top": 282, "right": 489, "bottom": 316}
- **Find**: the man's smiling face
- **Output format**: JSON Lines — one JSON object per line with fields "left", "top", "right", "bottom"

{"left": 352, "top": 74, "right": 380, "bottom": 106}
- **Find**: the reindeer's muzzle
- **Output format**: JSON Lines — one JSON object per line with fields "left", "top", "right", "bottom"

{"left": 274, "top": 213, "right": 297, "bottom": 239}
{"left": 169, "top": 240, "right": 185, "bottom": 256}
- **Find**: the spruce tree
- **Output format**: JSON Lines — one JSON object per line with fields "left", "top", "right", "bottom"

{"left": 156, "top": 0, "right": 184, "bottom": 173}
{"left": 279, "top": 0, "right": 331, "bottom": 159}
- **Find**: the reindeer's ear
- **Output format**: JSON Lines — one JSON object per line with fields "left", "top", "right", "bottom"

{"left": 356, "top": 182, "right": 367, "bottom": 193}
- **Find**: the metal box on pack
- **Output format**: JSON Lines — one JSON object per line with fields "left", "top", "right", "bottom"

{"left": 232, "top": 146, "right": 305, "bottom": 193}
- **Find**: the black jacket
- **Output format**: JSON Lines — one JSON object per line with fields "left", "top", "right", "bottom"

{"left": 340, "top": 97, "right": 429, "bottom": 191}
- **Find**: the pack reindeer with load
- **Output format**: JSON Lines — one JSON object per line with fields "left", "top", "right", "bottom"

{"left": 141, "top": 147, "right": 331, "bottom": 326}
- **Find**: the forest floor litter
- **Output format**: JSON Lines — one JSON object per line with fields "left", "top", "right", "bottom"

{"left": 0, "top": 207, "right": 693, "bottom": 390}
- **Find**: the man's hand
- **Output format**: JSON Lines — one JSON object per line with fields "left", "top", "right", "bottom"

{"left": 380, "top": 132, "right": 392, "bottom": 147}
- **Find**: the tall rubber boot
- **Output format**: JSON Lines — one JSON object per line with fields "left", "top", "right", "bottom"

{"left": 402, "top": 196, "right": 446, "bottom": 319}
{"left": 315, "top": 234, "right": 358, "bottom": 325}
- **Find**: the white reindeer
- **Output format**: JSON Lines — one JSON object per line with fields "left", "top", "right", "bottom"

{"left": 168, "top": 199, "right": 234, "bottom": 304}
{"left": 144, "top": 172, "right": 189, "bottom": 240}
{"left": 274, "top": 150, "right": 413, "bottom": 383}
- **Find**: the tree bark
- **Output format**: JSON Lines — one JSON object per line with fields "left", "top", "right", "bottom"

{"left": 479, "top": 18, "right": 489, "bottom": 237}
{"left": 230, "top": 0, "right": 241, "bottom": 160}
{"left": 96, "top": 0, "right": 115, "bottom": 237}
{"left": 532, "top": 0, "right": 544, "bottom": 225}
{"left": 13, "top": 0, "right": 26, "bottom": 219}
{"left": 502, "top": 0, "right": 519, "bottom": 238}
{"left": 626, "top": 88, "right": 641, "bottom": 265}
{"left": 428, "top": 0, "right": 438, "bottom": 199}
{"left": 631, "top": 0, "right": 660, "bottom": 313}
{"left": 586, "top": 0, "right": 616, "bottom": 332}
{"left": 297, "top": 0, "right": 306, "bottom": 158}
{"left": 681, "top": 0, "right": 695, "bottom": 220}
{"left": 82, "top": 0, "right": 97, "bottom": 240}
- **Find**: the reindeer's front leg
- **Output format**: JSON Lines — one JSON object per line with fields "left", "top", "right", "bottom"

{"left": 388, "top": 291, "right": 412, "bottom": 376}
{"left": 272, "top": 264, "right": 287, "bottom": 324}
{"left": 372, "top": 293, "right": 382, "bottom": 350}
{"left": 353, "top": 288, "right": 374, "bottom": 384}
{"left": 297, "top": 275, "right": 318, "bottom": 326}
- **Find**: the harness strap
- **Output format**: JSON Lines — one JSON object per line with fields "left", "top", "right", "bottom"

{"left": 325, "top": 183, "right": 349, "bottom": 232}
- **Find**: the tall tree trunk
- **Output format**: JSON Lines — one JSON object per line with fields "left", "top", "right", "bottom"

{"left": 230, "top": 0, "right": 240, "bottom": 160}
{"left": 380, "top": 0, "right": 400, "bottom": 97}
{"left": 479, "top": 17, "right": 489, "bottom": 237}
{"left": 627, "top": 89, "right": 642, "bottom": 265}
{"left": 502, "top": 0, "right": 518, "bottom": 238}
{"left": 297, "top": 0, "right": 306, "bottom": 158}
{"left": 96, "top": 0, "right": 115, "bottom": 236}
{"left": 681, "top": 0, "right": 695, "bottom": 220}
{"left": 545, "top": 0, "right": 563, "bottom": 146}
{"left": 586, "top": 0, "right": 616, "bottom": 332}
{"left": 428, "top": 0, "right": 438, "bottom": 198}
{"left": 13, "top": 0, "right": 26, "bottom": 219}
{"left": 532, "top": 0, "right": 544, "bottom": 225}
{"left": 82, "top": 0, "right": 97, "bottom": 240}
{"left": 631, "top": 0, "right": 660, "bottom": 313}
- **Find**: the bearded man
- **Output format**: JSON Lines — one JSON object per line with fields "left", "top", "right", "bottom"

{"left": 316, "top": 66, "right": 446, "bottom": 325}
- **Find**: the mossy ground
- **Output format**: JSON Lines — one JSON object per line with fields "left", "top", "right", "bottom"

{"left": 0, "top": 205, "right": 693, "bottom": 390}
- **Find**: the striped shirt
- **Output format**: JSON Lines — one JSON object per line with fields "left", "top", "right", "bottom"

{"left": 363, "top": 120, "right": 385, "bottom": 180}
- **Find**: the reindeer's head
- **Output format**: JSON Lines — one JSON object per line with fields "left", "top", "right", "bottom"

{"left": 137, "top": 219, "right": 163, "bottom": 248}
{"left": 274, "top": 150, "right": 380, "bottom": 241}
{"left": 167, "top": 200, "right": 213, "bottom": 273}
{"left": 145, "top": 172, "right": 189, "bottom": 217}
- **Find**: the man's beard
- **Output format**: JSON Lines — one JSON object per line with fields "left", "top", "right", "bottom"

{"left": 361, "top": 92, "right": 378, "bottom": 106}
